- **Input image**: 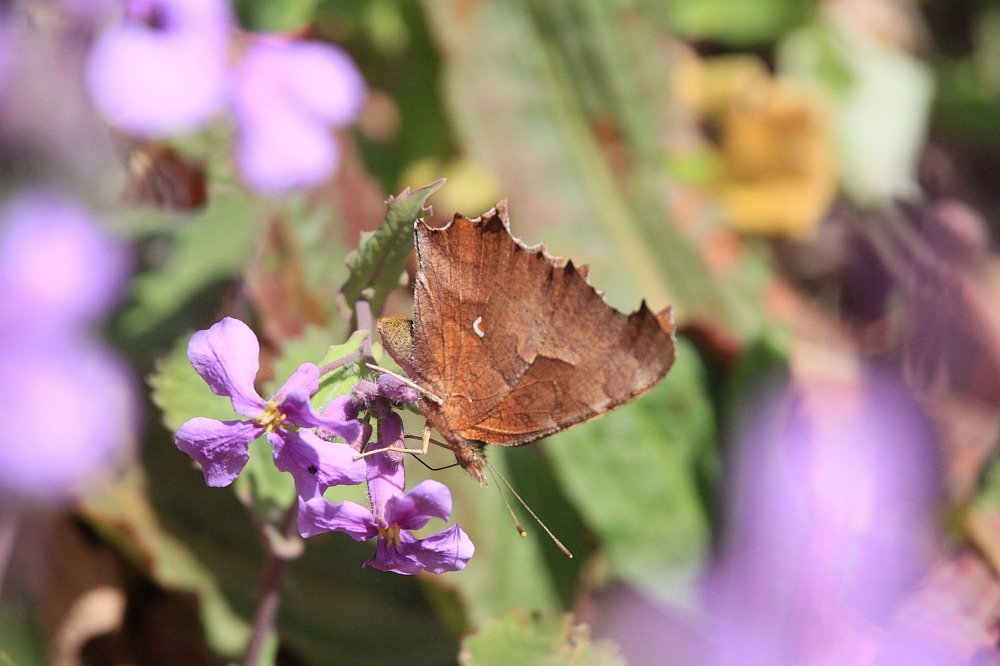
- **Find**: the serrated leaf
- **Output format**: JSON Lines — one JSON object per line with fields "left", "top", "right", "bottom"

{"left": 340, "top": 179, "right": 444, "bottom": 317}
{"left": 460, "top": 608, "right": 624, "bottom": 666}
{"left": 121, "top": 192, "right": 266, "bottom": 337}
{"left": 545, "top": 338, "right": 715, "bottom": 606}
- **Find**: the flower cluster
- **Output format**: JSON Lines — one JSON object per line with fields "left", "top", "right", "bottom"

{"left": 86, "top": 0, "right": 365, "bottom": 194}
{"left": 176, "top": 318, "right": 473, "bottom": 574}
{"left": 0, "top": 189, "right": 138, "bottom": 505}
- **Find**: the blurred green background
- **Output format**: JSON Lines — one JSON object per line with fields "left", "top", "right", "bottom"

{"left": 6, "top": 0, "right": 1000, "bottom": 663}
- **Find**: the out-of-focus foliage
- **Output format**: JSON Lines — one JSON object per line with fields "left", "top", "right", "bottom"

{"left": 6, "top": 0, "right": 1000, "bottom": 663}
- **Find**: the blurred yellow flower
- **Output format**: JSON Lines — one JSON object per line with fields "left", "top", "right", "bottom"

{"left": 679, "top": 55, "right": 837, "bottom": 238}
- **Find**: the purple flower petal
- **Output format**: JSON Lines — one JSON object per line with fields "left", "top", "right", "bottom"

{"left": 280, "top": 390, "right": 362, "bottom": 446}
{"left": 230, "top": 38, "right": 365, "bottom": 194}
{"left": 175, "top": 417, "right": 261, "bottom": 487}
{"left": 273, "top": 363, "right": 321, "bottom": 401}
{"left": 384, "top": 479, "right": 453, "bottom": 531}
{"left": 321, "top": 394, "right": 361, "bottom": 422}
{"left": 0, "top": 189, "right": 130, "bottom": 332}
{"left": 366, "top": 525, "right": 474, "bottom": 575}
{"left": 403, "top": 524, "right": 475, "bottom": 574}
{"left": 234, "top": 100, "right": 339, "bottom": 195}
{"left": 86, "top": 0, "right": 231, "bottom": 136}
{"left": 315, "top": 395, "right": 366, "bottom": 449}
{"left": 298, "top": 496, "right": 376, "bottom": 540}
{"left": 270, "top": 429, "right": 365, "bottom": 499}
{"left": 267, "top": 41, "right": 365, "bottom": 127}
{"left": 365, "top": 421, "right": 406, "bottom": 524}
{"left": 374, "top": 410, "right": 405, "bottom": 464}
{"left": 187, "top": 317, "right": 266, "bottom": 417}
{"left": 0, "top": 340, "right": 138, "bottom": 505}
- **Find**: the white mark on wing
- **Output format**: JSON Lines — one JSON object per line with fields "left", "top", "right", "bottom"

{"left": 472, "top": 316, "right": 485, "bottom": 338}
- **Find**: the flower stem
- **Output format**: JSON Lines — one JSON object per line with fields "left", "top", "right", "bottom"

{"left": 242, "top": 502, "right": 301, "bottom": 666}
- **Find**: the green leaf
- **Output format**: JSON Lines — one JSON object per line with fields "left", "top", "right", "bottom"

{"left": 121, "top": 192, "right": 266, "bottom": 338}
{"left": 415, "top": 447, "right": 565, "bottom": 625}
{"left": 663, "top": 0, "right": 810, "bottom": 46}
{"left": 236, "top": 0, "right": 321, "bottom": 32}
{"left": 420, "top": 1, "right": 770, "bottom": 339}
{"left": 545, "top": 338, "right": 716, "bottom": 606}
{"left": 460, "top": 608, "right": 624, "bottom": 666}
{"left": 340, "top": 179, "right": 444, "bottom": 317}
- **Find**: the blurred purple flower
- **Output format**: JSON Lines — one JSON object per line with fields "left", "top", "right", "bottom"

{"left": 596, "top": 371, "right": 961, "bottom": 665}
{"left": 86, "top": 2, "right": 366, "bottom": 193}
{"left": 86, "top": 0, "right": 231, "bottom": 135}
{"left": 231, "top": 38, "right": 365, "bottom": 194}
{"left": 0, "top": 189, "right": 130, "bottom": 333}
{"left": 299, "top": 450, "right": 474, "bottom": 575}
{"left": 175, "top": 317, "right": 364, "bottom": 492}
{"left": 704, "top": 372, "right": 945, "bottom": 664}
{"left": 0, "top": 341, "right": 137, "bottom": 503}
{"left": 0, "top": 189, "right": 137, "bottom": 505}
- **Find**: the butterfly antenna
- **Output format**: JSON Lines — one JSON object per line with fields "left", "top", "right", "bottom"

{"left": 483, "top": 458, "right": 574, "bottom": 559}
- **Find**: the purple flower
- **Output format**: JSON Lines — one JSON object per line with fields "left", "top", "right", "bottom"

{"left": 174, "top": 317, "right": 364, "bottom": 494}
{"left": 702, "top": 372, "right": 945, "bottom": 664}
{"left": 0, "top": 341, "right": 137, "bottom": 504}
{"left": 0, "top": 188, "right": 137, "bottom": 505}
{"left": 86, "top": 2, "right": 366, "bottom": 194}
{"left": 231, "top": 37, "right": 365, "bottom": 194}
{"left": 299, "top": 443, "right": 474, "bottom": 575}
{"left": 0, "top": 189, "right": 129, "bottom": 334}
{"left": 86, "top": 0, "right": 230, "bottom": 136}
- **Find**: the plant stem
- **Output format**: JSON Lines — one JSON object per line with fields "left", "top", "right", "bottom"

{"left": 242, "top": 502, "right": 301, "bottom": 666}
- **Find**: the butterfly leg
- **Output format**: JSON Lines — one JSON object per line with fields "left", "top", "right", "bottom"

{"left": 353, "top": 422, "right": 433, "bottom": 459}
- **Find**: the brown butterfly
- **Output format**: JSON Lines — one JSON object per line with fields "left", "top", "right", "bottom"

{"left": 378, "top": 201, "right": 676, "bottom": 484}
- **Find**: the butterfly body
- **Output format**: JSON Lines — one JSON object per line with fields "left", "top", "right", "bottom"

{"left": 378, "top": 201, "right": 676, "bottom": 485}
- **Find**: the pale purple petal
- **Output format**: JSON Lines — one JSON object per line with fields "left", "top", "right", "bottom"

{"left": 298, "top": 496, "right": 376, "bottom": 540}
{"left": 384, "top": 479, "right": 453, "bottom": 531}
{"left": 320, "top": 395, "right": 360, "bottom": 422}
{"left": 175, "top": 417, "right": 261, "bottom": 487}
{"left": 404, "top": 525, "right": 474, "bottom": 574}
{"left": 187, "top": 317, "right": 266, "bottom": 417}
{"left": 272, "top": 363, "right": 320, "bottom": 401}
{"left": 270, "top": 429, "right": 365, "bottom": 499}
{"left": 266, "top": 41, "right": 365, "bottom": 127}
{"left": 230, "top": 38, "right": 365, "bottom": 195}
{"left": 0, "top": 341, "right": 138, "bottom": 505}
{"left": 315, "top": 395, "right": 366, "bottom": 449}
{"left": 86, "top": 0, "right": 231, "bottom": 135}
{"left": 704, "top": 372, "right": 942, "bottom": 664}
{"left": 280, "top": 389, "right": 362, "bottom": 445}
{"left": 0, "top": 189, "right": 129, "bottom": 332}
{"left": 366, "top": 525, "right": 474, "bottom": 575}
{"left": 234, "top": 101, "right": 338, "bottom": 195}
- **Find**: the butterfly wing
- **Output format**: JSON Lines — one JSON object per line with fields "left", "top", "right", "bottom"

{"left": 408, "top": 202, "right": 676, "bottom": 446}
{"left": 457, "top": 280, "right": 676, "bottom": 446}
